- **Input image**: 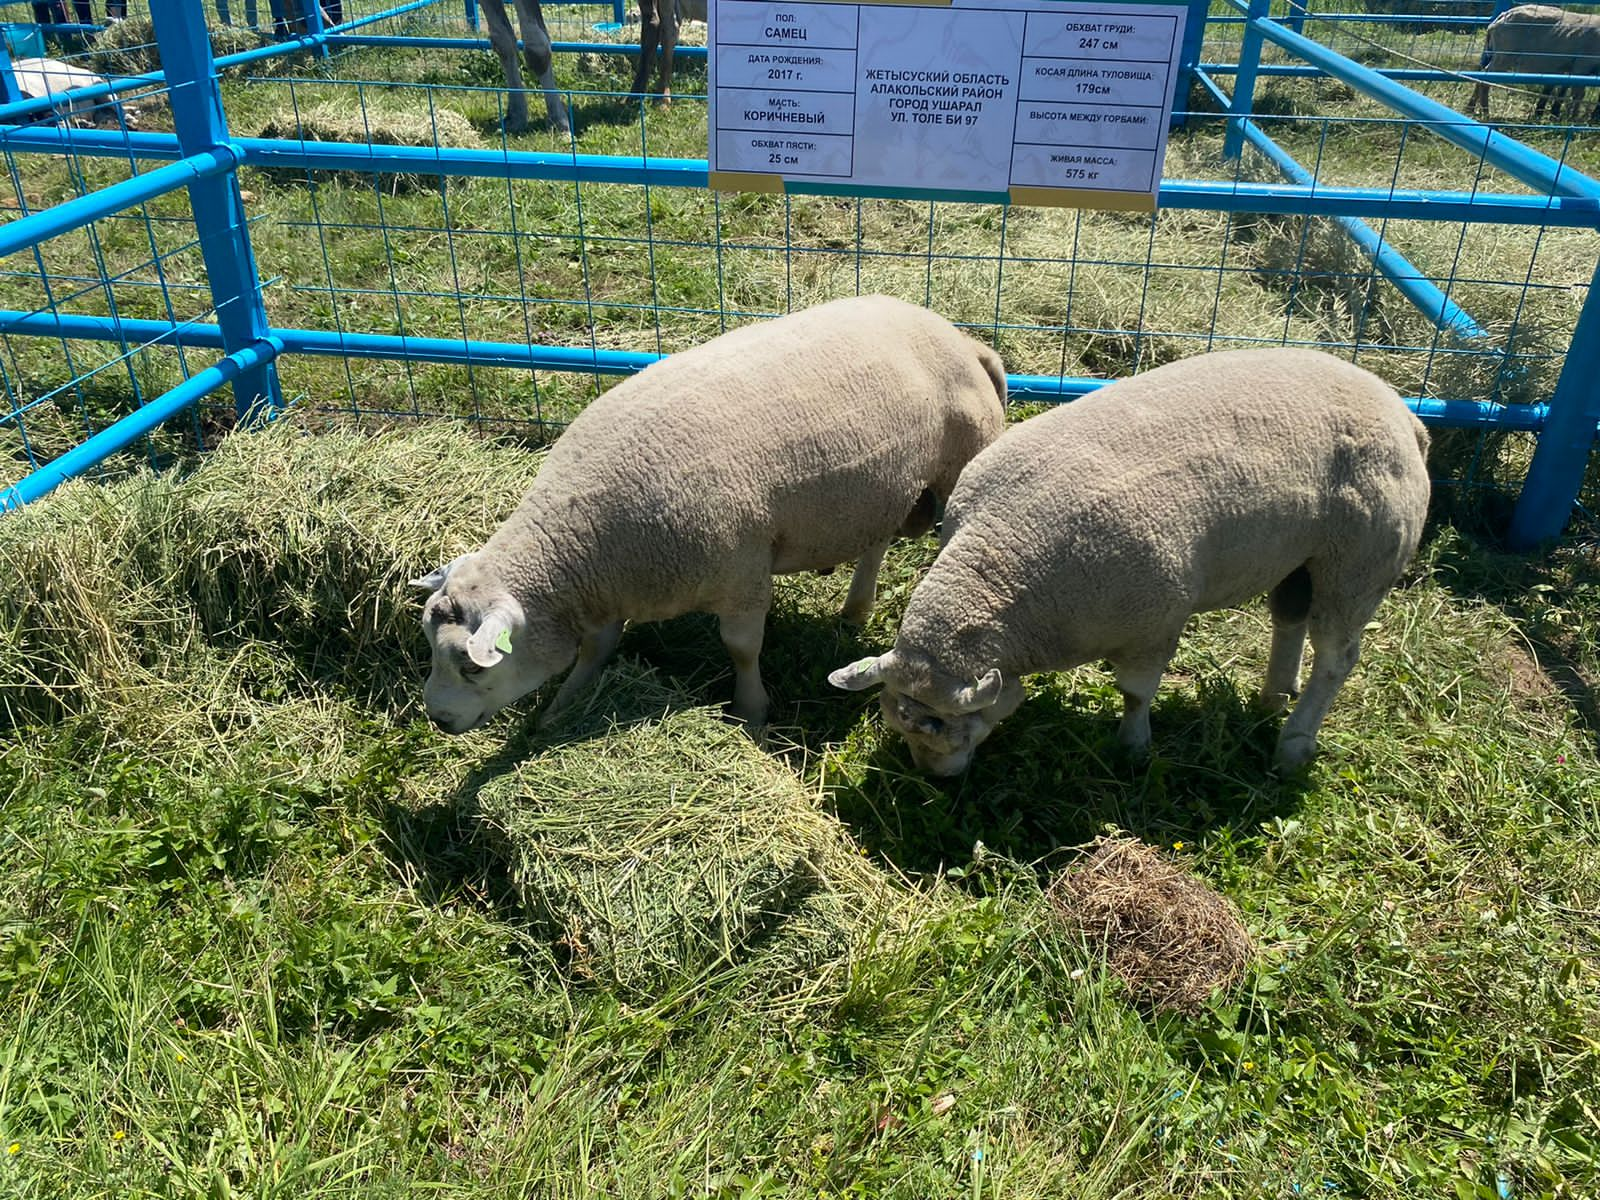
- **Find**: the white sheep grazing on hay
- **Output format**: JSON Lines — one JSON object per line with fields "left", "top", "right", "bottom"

{"left": 412, "top": 294, "right": 1009, "bottom": 733}
{"left": 10, "top": 57, "right": 128, "bottom": 127}
{"left": 1466, "top": 4, "right": 1600, "bottom": 123}
{"left": 829, "top": 347, "right": 1432, "bottom": 776}
{"left": 477, "top": 0, "right": 570, "bottom": 133}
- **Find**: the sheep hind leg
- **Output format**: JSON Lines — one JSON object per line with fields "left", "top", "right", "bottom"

{"left": 720, "top": 608, "right": 771, "bottom": 726}
{"left": 1261, "top": 564, "right": 1311, "bottom": 712}
{"left": 896, "top": 487, "right": 939, "bottom": 539}
{"left": 538, "top": 620, "right": 625, "bottom": 727}
{"left": 840, "top": 539, "right": 890, "bottom": 626}
{"left": 631, "top": 0, "right": 659, "bottom": 97}
{"left": 1273, "top": 598, "right": 1379, "bottom": 773}
{"left": 658, "top": 2, "right": 679, "bottom": 105}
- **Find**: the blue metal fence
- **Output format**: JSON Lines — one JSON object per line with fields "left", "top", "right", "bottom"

{"left": 0, "top": 0, "right": 1596, "bottom": 545}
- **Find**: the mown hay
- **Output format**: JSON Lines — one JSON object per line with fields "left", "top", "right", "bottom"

{"left": 89, "top": 16, "right": 281, "bottom": 79}
{"left": 476, "top": 664, "right": 913, "bottom": 1003}
{"left": 0, "top": 420, "right": 540, "bottom": 728}
{"left": 1047, "top": 836, "right": 1254, "bottom": 1014}
{"left": 254, "top": 102, "right": 484, "bottom": 194}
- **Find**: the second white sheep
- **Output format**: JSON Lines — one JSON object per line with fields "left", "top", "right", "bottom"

{"left": 830, "top": 347, "right": 1431, "bottom": 776}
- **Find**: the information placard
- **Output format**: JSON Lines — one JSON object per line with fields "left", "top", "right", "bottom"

{"left": 707, "top": 0, "right": 1189, "bottom": 210}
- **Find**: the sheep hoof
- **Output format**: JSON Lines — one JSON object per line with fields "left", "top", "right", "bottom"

{"left": 1257, "top": 688, "right": 1296, "bottom": 714}
{"left": 728, "top": 703, "right": 769, "bottom": 730}
{"left": 1272, "top": 731, "right": 1317, "bottom": 774}
{"left": 839, "top": 605, "right": 871, "bottom": 627}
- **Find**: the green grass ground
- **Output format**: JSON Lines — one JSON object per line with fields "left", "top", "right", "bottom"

{"left": 1, "top": 421, "right": 1597, "bottom": 1198}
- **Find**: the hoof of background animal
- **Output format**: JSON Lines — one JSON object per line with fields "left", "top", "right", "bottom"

{"left": 839, "top": 605, "right": 871, "bottom": 628}
{"left": 1272, "top": 731, "right": 1317, "bottom": 774}
{"left": 502, "top": 115, "right": 530, "bottom": 135}
{"left": 534, "top": 701, "right": 570, "bottom": 732}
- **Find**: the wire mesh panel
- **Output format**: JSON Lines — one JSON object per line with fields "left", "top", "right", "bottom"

{"left": 0, "top": 0, "right": 1595, "bottom": 536}
{"left": 0, "top": 67, "right": 250, "bottom": 484}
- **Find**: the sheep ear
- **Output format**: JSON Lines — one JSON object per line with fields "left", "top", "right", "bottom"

{"left": 949, "top": 668, "right": 1003, "bottom": 713}
{"left": 828, "top": 654, "right": 894, "bottom": 692}
{"left": 465, "top": 601, "right": 522, "bottom": 669}
{"left": 410, "top": 554, "right": 471, "bottom": 593}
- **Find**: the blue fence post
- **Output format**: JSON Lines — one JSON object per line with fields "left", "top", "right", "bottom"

{"left": 1286, "top": 0, "right": 1306, "bottom": 36}
{"left": 0, "top": 44, "right": 19, "bottom": 106}
{"left": 464, "top": 0, "right": 478, "bottom": 30}
{"left": 613, "top": 0, "right": 625, "bottom": 25}
{"left": 1508, "top": 254, "right": 1600, "bottom": 548}
{"left": 149, "top": 0, "right": 283, "bottom": 421}
{"left": 1224, "top": 0, "right": 1270, "bottom": 159}
{"left": 302, "top": 0, "right": 328, "bottom": 57}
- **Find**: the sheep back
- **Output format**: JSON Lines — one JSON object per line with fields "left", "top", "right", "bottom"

{"left": 485, "top": 294, "right": 1007, "bottom": 620}
{"left": 1485, "top": 5, "right": 1600, "bottom": 71}
{"left": 899, "top": 347, "right": 1431, "bottom": 679}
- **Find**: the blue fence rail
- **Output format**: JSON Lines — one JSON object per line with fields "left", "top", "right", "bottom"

{"left": 0, "top": 0, "right": 1597, "bottom": 546}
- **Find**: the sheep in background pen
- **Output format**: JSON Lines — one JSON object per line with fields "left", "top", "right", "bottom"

{"left": 631, "top": 0, "right": 705, "bottom": 105}
{"left": 1467, "top": 4, "right": 1600, "bottom": 123}
{"left": 8, "top": 57, "right": 137, "bottom": 128}
{"left": 829, "top": 348, "right": 1432, "bottom": 777}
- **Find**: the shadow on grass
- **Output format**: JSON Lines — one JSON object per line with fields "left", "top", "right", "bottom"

{"left": 379, "top": 565, "right": 1315, "bottom": 892}
{"left": 819, "top": 675, "right": 1315, "bottom": 877}
{"left": 1427, "top": 527, "right": 1600, "bottom": 749}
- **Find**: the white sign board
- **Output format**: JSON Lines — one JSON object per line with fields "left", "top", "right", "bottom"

{"left": 707, "top": 0, "right": 1189, "bottom": 210}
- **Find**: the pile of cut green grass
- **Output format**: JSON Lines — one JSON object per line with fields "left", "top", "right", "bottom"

{"left": 255, "top": 100, "right": 485, "bottom": 193}
{"left": 478, "top": 662, "right": 927, "bottom": 1005}
{"left": 0, "top": 419, "right": 539, "bottom": 734}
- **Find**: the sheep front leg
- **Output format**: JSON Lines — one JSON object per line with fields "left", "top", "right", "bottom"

{"left": 720, "top": 609, "right": 771, "bottom": 726}
{"left": 1112, "top": 650, "right": 1173, "bottom": 759}
{"left": 840, "top": 539, "right": 890, "bottom": 626}
{"left": 538, "top": 620, "right": 624, "bottom": 727}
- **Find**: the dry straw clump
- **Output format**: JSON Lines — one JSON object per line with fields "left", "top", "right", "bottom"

{"left": 254, "top": 102, "right": 485, "bottom": 194}
{"left": 1047, "top": 835, "right": 1254, "bottom": 1014}
{"left": 476, "top": 663, "right": 921, "bottom": 1007}
{"left": 89, "top": 16, "right": 286, "bottom": 79}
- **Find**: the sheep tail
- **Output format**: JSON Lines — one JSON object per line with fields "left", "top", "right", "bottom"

{"left": 970, "top": 336, "right": 1009, "bottom": 416}
{"left": 1411, "top": 411, "right": 1432, "bottom": 459}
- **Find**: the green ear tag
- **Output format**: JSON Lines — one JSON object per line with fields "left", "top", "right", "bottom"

{"left": 493, "top": 629, "right": 513, "bottom": 655}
